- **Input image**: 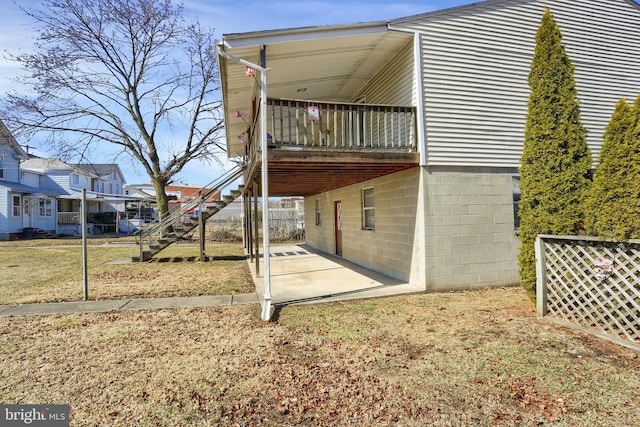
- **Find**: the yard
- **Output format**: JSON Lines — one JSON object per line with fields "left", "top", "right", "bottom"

{"left": 0, "top": 241, "right": 639, "bottom": 425}
{"left": 0, "top": 238, "right": 254, "bottom": 304}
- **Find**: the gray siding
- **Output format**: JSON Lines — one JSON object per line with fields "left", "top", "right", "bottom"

{"left": 391, "top": 0, "right": 640, "bottom": 167}
{"left": 353, "top": 40, "right": 415, "bottom": 105}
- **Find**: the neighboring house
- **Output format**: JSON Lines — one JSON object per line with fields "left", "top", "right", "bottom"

{"left": 0, "top": 121, "right": 57, "bottom": 240}
{"left": 218, "top": 0, "right": 640, "bottom": 292}
{"left": 21, "top": 157, "right": 131, "bottom": 235}
{"left": 165, "top": 184, "right": 221, "bottom": 203}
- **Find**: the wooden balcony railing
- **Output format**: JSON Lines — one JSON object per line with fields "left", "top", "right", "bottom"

{"left": 58, "top": 211, "right": 80, "bottom": 224}
{"left": 266, "top": 98, "right": 417, "bottom": 152}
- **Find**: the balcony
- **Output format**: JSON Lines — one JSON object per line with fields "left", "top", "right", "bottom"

{"left": 244, "top": 99, "right": 419, "bottom": 196}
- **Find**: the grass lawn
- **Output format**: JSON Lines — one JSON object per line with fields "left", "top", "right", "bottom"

{"left": 0, "top": 240, "right": 254, "bottom": 304}
{"left": 0, "top": 243, "right": 638, "bottom": 425}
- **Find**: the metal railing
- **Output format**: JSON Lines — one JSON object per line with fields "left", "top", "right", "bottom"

{"left": 137, "top": 165, "right": 246, "bottom": 256}
{"left": 267, "top": 98, "right": 417, "bottom": 151}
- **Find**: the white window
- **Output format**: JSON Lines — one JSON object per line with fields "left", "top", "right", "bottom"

{"left": 72, "top": 174, "right": 79, "bottom": 185}
{"left": 362, "top": 187, "right": 374, "bottom": 230}
{"left": 0, "top": 154, "right": 4, "bottom": 179}
{"left": 39, "top": 197, "right": 52, "bottom": 217}
{"left": 12, "top": 195, "right": 21, "bottom": 217}
{"left": 315, "top": 199, "right": 321, "bottom": 226}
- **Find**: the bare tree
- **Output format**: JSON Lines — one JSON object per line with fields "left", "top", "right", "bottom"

{"left": 1, "top": 0, "right": 225, "bottom": 217}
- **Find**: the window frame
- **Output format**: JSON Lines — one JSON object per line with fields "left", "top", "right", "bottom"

{"left": 12, "top": 195, "right": 21, "bottom": 217}
{"left": 362, "top": 187, "right": 375, "bottom": 231}
{"left": 315, "top": 199, "right": 322, "bottom": 226}
{"left": 39, "top": 197, "right": 52, "bottom": 217}
{"left": 512, "top": 176, "right": 521, "bottom": 231}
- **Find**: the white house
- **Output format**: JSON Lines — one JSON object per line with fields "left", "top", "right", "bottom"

{"left": 218, "top": 0, "right": 640, "bottom": 292}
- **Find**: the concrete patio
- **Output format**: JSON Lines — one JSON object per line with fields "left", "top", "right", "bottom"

{"left": 249, "top": 243, "right": 425, "bottom": 306}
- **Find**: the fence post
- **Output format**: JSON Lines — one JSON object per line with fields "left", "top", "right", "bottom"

{"left": 199, "top": 195, "right": 206, "bottom": 262}
{"left": 535, "top": 235, "right": 547, "bottom": 317}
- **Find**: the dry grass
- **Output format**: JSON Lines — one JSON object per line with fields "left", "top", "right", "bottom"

{"left": 0, "top": 235, "right": 138, "bottom": 247}
{"left": 0, "top": 242, "right": 254, "bottom": 304}
{"left": 1, "top": 287, "right": 639, "bottom": 426}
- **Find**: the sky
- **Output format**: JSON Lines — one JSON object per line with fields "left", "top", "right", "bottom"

{"left": 1, "top": 0, "right": 473, "bottom": 187}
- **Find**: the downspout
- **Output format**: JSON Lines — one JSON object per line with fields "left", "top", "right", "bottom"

{"left": 217, "top": 43, "right": 273, "bottom": 321}
{"left": 413, "top": 31, "right": 427, "bottom": 166}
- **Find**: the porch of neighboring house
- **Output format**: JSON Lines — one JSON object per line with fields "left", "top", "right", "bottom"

{"left": 56, "top": 196, "right": 141, "bottom": 236}
{"left": 16, "top": 196, "right": 56, "bottom": 239}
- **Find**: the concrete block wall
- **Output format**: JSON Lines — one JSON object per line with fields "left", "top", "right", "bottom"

{"left": 423, "top": 166, "right": 520, "bottom": 291}
{"left": 304, "top": 165, "right": 521, "bottom": 291}
{"left": 304, "top": 168, "right": 421, "bottom": 282}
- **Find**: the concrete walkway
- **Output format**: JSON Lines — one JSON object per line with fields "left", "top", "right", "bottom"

{"left": 0, "top": 294, "right": 258, "bottom": 318}
{"left": 0, "top": 242, "right": 424, "bottom": 318}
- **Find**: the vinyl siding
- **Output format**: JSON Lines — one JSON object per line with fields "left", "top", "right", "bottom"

{"left": 391, "top": 0, "right": 640, "bottom": 167}
{"left": 5, "top": 192, "right": 23, "bottom": 232}
{"left": 0, "top": 187, "right": 7, "bottom": 233}
{"left": 0, "top": 141, "right": 21, "bottom": 183}
{"left": 32, "top": 196, "right": 56, "bottom": 231}
{"left": 20, "top": 171, "right": 40, "bottom": 187}
{"left": 353, "top": 40, "right": 415, "bottom": 106}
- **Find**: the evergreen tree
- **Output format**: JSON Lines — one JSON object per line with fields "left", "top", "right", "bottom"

{"left": 518, "top": 8, "right": 592, "bottom": 294}
{"left": 586, "top": 97, "right": 640, "bottom": 239}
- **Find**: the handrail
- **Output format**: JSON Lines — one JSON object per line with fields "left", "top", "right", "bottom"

{"left": 265, "top": 98, "right": 417, "bottom": 151}
{"left": 140, "top": 164, "right": 246, "bottom": 240}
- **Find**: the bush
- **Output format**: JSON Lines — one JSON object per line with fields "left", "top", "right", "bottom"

{"left": 585, "top": 97, "right": 640, "bottom": 240}
{"left": 518, "top": 8, "right": 592, "bottom": 294}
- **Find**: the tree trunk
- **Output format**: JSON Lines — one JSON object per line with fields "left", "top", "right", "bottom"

{"left": 152, "top": 177, "right": 171, "bottom": 224}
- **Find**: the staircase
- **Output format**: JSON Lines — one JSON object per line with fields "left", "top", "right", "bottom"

{"left": 33, "top": 229, "right": 57, "bottom": 239}
{"left": 132, "top": 165, "right": 246, "bottom": 262}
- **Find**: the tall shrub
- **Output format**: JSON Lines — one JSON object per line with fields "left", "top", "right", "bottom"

{"left": 586, "top": 97, "right": 640, "bottom": 239}
{"left": 518, "top": 8, "right": 592, "bottom": 294}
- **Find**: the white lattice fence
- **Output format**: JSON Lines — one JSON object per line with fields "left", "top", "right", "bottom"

{"left": 535, "top": 235, "right": 640, "bottom": 351}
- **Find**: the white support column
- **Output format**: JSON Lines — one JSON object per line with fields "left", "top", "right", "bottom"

{"left": 259, "top": 47, "right": 272, "bottom": 321}
{"left": 218, "top": 42, "right": 272, "bottom": 320}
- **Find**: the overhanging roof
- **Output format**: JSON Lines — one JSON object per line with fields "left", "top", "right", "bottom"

{"left": 218, "top": 22, "right": 413, "bottom": 157}
{"left": 0, "top": 180, "right": 57, "bottom": 196}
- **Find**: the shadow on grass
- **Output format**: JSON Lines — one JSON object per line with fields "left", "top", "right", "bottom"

{"left": 153, "top": 255, "right": 248, "bottom": 263}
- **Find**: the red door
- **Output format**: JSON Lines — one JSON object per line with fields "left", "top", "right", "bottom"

{"left": 334, "top": 201, "right": 342, "bottom": 256}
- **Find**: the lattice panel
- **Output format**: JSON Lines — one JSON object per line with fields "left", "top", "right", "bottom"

{"left": 541, "top": 238, "right": 640, "bottom": 350}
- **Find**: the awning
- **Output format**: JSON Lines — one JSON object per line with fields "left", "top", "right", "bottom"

{"left": 0, "top": 180, "right": 58, "bottom": 196}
